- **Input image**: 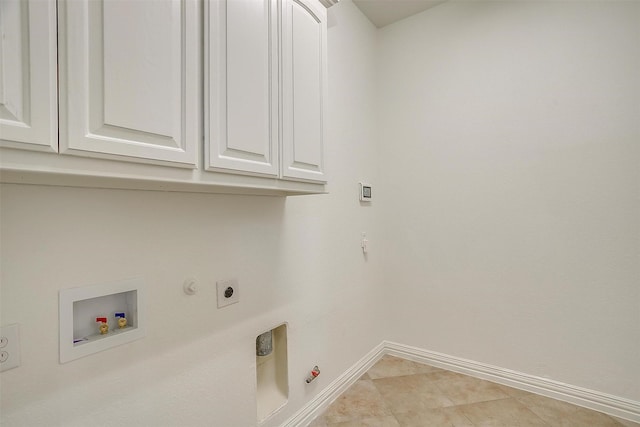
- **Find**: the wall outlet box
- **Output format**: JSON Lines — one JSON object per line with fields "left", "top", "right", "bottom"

{"left": 0, "top": 323, "right": 20, "bottom": 372}
{"left": 217, "top": 279, "right": 239, "bottom": 308}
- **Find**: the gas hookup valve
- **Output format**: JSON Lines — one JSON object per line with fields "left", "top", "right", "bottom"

{"left": 305, "top": 365, "right": 321, "bottom": 383}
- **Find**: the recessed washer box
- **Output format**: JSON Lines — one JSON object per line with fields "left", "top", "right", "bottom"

{"left": 257, "top": 324, "right": 288, "bottom": 423}
{"left": 59, "top": 277, "right": 145, "bottom": 363}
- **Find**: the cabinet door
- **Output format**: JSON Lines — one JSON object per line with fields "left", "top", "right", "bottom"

{"left": 281, "top": 0, "right": 326, "bottom": 182}
{"left": 0, "top": 0, "right": 57, "bottom": 152}
{"left": 58, "top": 0, "right": 198, "bottom": 167}
{"left": 206, "top": 0, "right": 278, "bottom": 176}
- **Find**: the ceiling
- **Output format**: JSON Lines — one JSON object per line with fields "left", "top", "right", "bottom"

{"left": 352, "top": 0, "right": 446, "bottom": 28}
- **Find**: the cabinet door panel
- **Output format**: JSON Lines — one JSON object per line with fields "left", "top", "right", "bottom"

{"left": 102, "top": 3, "right": 176, "bottom": 139}
{"left": 206, "top": 0, "right": 278, "bottom": 176}
{"left": 59, "top": 0, "right": 198, "bottom": 167}
{"left": 0, "top": 0, "right": 57, "bottom": 152}
{"left": 281, "top": 0, "right": 326, "bottom": 182}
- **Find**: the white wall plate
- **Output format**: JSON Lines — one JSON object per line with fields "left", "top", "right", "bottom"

{"left": 59, "top": 277, "right": 146, "bottom": 363}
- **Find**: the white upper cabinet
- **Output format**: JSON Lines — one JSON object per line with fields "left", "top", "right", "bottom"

{"left": 58, "top": 0, "right": 199, "bottom": 167}
{"left": 0, "top": 0, "right": 328, "bottom": 195}
{"left": 206, "top": 0, "right": 327, "bottom": 183}
{"left": 281, "top": 0, "right": 327, "bottom": 182}
{"left": 206, "top": 0, "right": 279, "bottom": 176}
{"left": 0, "top": 0, "right": 57, "bottom": 152}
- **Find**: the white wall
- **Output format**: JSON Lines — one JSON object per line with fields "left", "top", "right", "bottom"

{"left": 0, "top": 2, "right": 380, "bottom": 426}
{"left": 3, "top": 1, "right": 639, "bottom": 425}
{"left": 378, "top": 0, "right": 640, "bottom": 401}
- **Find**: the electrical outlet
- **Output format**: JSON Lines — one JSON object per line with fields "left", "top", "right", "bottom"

{"left": 217, "top": 279, "right": 239, "bottom": 308}
{"left": 0, "top": 324, "right": 20, "bottom": 372}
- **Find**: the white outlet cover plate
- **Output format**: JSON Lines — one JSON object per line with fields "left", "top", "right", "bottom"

{"left": 217, "top": 279, "right": 239, "bottom": 308}
{"left": 359, "top": 182, "right": 372, "bottom": 202}
{"left": 0, "top": 323, "right": 20, "bottom": 372}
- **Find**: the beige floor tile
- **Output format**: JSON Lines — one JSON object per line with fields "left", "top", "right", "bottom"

{"left": 330, "top": 415, "right": 400, "bottom": 427}
{"left": 394, "top": 407, "right": 474, "bottom": 427}
{"left": 367, "top": 355, "right": 442, "bottom": 379}
{"left": 611, "top": 416, "right": 640, "bottom": 427}
{"left": 433, "top": 374, "right": 511, "bottom": 405}
{"left": 383, "top": 390, "right": 456, "bottom": 414}
{"left": 374, "top": 373, "right": 444, "bottom": 395}
{"left": 516, "top": 394, "right": 581, "bottom": 422}
{"left": 308, "top": 415, "right": 329, "bottom": 426}
{"left": 495, "top": 384, "right": 535, "bottom": 399}
{"left": 457, "top": 398, "right": 548, "bottom": 426}
{"left": 315, "top": 357, "right": 633, "bottom": 427}
{"left": 542, "top": 407, "right": 624, "bottom": 427}
{"left": 423, "top": 370, "right": 469, "bottom": 382}
{"left": 517, "top": 394, "right": 636, "bottom": 427}
{"left": 322, "top": 379, "right": 392, "bottom": 424}
{"left": 373, "top": 374, "right": 455, "bottom": 412}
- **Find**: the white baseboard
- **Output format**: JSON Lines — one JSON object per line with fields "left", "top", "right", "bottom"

{"left": 280, "top": 342, "right": 386, "bottom": 427}
{"left": 281, "top": 341, "right": 640, "bottom": 426}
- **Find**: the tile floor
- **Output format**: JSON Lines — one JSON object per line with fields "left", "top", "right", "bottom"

{"left": 308, "top": 355, "right": 639, "bottom": 427}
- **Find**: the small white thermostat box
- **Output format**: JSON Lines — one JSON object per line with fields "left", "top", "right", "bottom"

{"left": 359, "top": 182, "right": 372, "bottom": 202}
